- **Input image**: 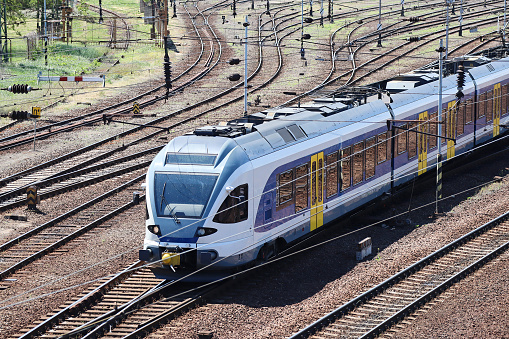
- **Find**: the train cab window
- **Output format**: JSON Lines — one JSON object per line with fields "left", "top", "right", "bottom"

{"left": 503, "top": 84, "right": 509, "bottom": 116}
{"left": 465, "top": 99, "right": 473, "bottom": 124}
{"left": 295, "top": 164, "right": 309, "bottom": 212}
{"left": 397, "top": 124, "right": 407, "bottom": 154}
{"left": 377, "top": 132, "right": 387, "bottom": 164}
{"left": 486, "top": 90, "right": 493, "bottom": 122}
{"left": 353, "top": 141, "right": 364, "bottom": 185}
{"left": 341, "top": 147, "right": 352, "bottom": 190}
{"left": 457, "top": 103, "right": 465, "bottom": 136}
{"left": 479, "top": 92, "right": 486, "bottom": 118}
{"left": 365, "top": 137, "right": 376, "bottom": 179}
{"left": 277, "top": 169, "right": 294, "bottom": 210}
{"left": 429, "top": 112, "right": 438, "bottom": 149}
{"left": 408, "top": 122, "right": 417, "bottom": 159}
{"left": 326, "top": 152, "right": 338, "bottom": 197}
{"left": 213, "top": 184, "right": 248, "bottom": 224}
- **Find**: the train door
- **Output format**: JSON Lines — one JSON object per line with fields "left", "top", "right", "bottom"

{"left": 446, "top": 101, "right": 457, "bottom": 159}
{"left": 310, "top": 152, "right": 324, "bottom": 231}
{"left": 418, "top": 111, "right": 428, "bottom": 175}
{"left": 494, "top": 83, "right": 501, "bottom": 137}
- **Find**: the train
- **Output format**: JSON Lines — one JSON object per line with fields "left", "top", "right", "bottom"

{"left": 139, "top": 51, "right": 509, "bottom": 281}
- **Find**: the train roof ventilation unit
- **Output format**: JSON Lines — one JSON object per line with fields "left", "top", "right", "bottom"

{"left": 193, "top": 125, "right": 247, "bottom": 138}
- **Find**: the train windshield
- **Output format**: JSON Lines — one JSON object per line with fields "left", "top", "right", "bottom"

{"left": 154, "top": 172, "right": 218, "bottom": 219}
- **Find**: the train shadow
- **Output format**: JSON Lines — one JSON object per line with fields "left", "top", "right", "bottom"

{"left": 228, "top": 140, "right": 509, "bottom": 308}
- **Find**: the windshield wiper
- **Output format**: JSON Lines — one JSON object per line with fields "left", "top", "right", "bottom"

{"left": 160, "top": 182, "right": 180, "bottom": 224}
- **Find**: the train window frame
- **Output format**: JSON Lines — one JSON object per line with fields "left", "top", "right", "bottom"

{"left": 503, "top": 84, "right": 509, "bottom": 116}
{"left": 479, "top": 91, "right": 487, "bottom": 118}
{"left": 457, "top": 101, "right": 465, "bottom": 136}
{"left": 429, "top": 112, "right": 438, "bottom": 150}
{"left": 326, "top": 152, "right": 338, "bottom": 198}
{"left": 407, "top": 122, "right": 418, "bottom": 160}
{"left": 276, "top": 169, "right": 294, "bottom": 210}
{"left": 353, "top": 141, "right": 364, "bottom": 186}
{"left": 486, "top": 90, "right": 493, "bottom": 122}
{"left": 465, "top": 98, "right": 473, "bottom": 124}
{"left": 341, "top": 147, "right": 352, "bottom": 191}
{"left": 397, "top": 123, "right": 408, "bottom": 155}
{"left": 295, "top": 163, "right": 309, "bottom": 212}
{"left": 213, "top": 184, "right": 249, "bottom": 224}
{"left": 441, "top": 108, "right": 448, "bottom": 145}
{"left": 377, "top": 132, "right": 387, "bottom": 164}
{"left": 365, "top": 137, "right": 376, "bottom": 179}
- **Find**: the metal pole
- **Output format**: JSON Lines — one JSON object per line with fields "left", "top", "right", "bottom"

{"left": 244, "top": 16, "right": 248, "bottom": 117}
{"left": 320, "top": 0, "right": 323, "bottom": 26}
{"left": 377, "top": 0, "right": 382, "bottom": 47}
{"left": 504, "top": 0, "right": 507, "bottom": 44}
{"left": 436, "top": 39, "right": 444, "bottom": 214}
{"left": 459, "top": 0, "right": 463, "bottom": 37}
{"left": 33, "top": 119, "right": 37, "bottom": 151}
{"left": 445, "top": 0, "right": 450, "bottom": 59}
{"left": 301, "top": 0, "right": 305, "bottom": 59}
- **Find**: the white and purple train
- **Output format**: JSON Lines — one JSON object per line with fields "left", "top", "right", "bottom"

{"left": 140, "top": 53, "right": 509, "bottom": 281}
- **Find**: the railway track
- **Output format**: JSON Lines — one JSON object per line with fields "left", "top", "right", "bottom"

{"left": 0, "top": 175, "right": 146, "bottom": 287}
{"left": 289, "top": 210, "right": 509, "bottom": 338}
{"left": 12, "top": 261, "right": 223, "bottom": 339}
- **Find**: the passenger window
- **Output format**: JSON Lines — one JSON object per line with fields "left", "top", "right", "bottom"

{"left": 429, "top": 112, "right": 438, "bottom": 149}
{"left": 353, "top": 141, "right": 364, "bottom": 185}
{"left": 341, "top": 147, "right": 352, "bottom": 191}
{"left": 295, "top": 164, "right": 309, "bottom": 212}
{"left": 318, "top": 158, "right": 323, "bottom": 203}
{"left": 377, "top": 132, "right": 387, "bottom": 164}
{"left": 213, "top": 184, "right": 248, "bottom": 224}
{"left": 365, "top": 137, "right": 376, "bottom": 179}
{"left": 326, "top": 152, "right": 338, "bottom": 198}
{"left": 486, "top": 90, "right": 493, "bottom": 122}
{"left": 457, "top": 102, "right": 465, "bottom": 136}
{"left": 503, "top": 84, "right": 509, "bottom": 116}
{"left": 465, "top": 99, "right": 473, "bottom": 123}
{"left": 397, "top": 124, "right": 407, "bottom": 154}
{"left": 479, "top": 92, "right": 486, "bottom": 117}
{"left": 277, "top": 169, "right": 294, "bottom": 209}
{"left": 408, "top": 122, "right": 417, "bottom": 159}
{"left": 441, "top": 108, "right": 447, "bottom": 145}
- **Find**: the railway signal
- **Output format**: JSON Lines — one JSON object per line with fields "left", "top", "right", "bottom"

{"left": 163, "top": 36, "right": 172, "bottom": 101}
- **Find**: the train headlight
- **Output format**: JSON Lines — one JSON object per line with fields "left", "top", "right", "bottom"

{"left": 195, "top": 227, "right": 217, "bottom": 237}
{"left": 148, "top": 225, "right": 161, "bottom": 236}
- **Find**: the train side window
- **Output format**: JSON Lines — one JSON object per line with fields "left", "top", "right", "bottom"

{"left": 353, "top": 141, "right": 364, "bottom": 185}
{"left": 341, "top": 147, "right": 352, "bottom": 191}
{"left": 441, "top": 108, "right": 448, "bottom": 145}
{"left": 318, "top": 158, "right": 323, "bottom": 204}
{"left": 326, "top": 152, "right": 338, "bottom": 198}
{"left": 397, "top": 124, "right": 407, "bottom": 154}
{"left": 295, "top": 164, "right": 309, "bottom": 212}
{"left": 213, "top": 184, "right": 248, "bottom": 224}
{"left": 277, "top": 169, "right": 294, "bottom": 210}
{"left": 503, "top": 84, "right": 509, "bottom": 116}
{"left": 465, "top": 99, "right": 473, "bottom": 124}
{"left": 377, "top": 132, "right": 387, "bottom": 163}
{"left": 479, "top": 92, "right": 486, "bottom": 118}
{"left": 407, "top": 122, "right": 417, "bottom": 159}
{"left": 457, "top": 102, "right": 465, "bottom": 136}
{"left": 365, "top": 137, "right": 376, "bottom": 179}
{"left": 486, "top": 90, "right": 493, "bottom": 122}
{"left": 429, "top": 112, "right": 438, "bottom": 149}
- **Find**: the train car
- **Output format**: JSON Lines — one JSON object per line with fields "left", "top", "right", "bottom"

{"left": 139, "top": 54, "right": 509, "bottom": 281}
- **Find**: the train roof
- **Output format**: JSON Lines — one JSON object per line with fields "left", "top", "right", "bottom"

{"left": 173, "top": 52, "right": 509, "bottom": 162}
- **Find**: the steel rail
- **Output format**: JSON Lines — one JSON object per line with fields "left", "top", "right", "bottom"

{"left": 289, "top": 209, "right": 509, "bottom": 338}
